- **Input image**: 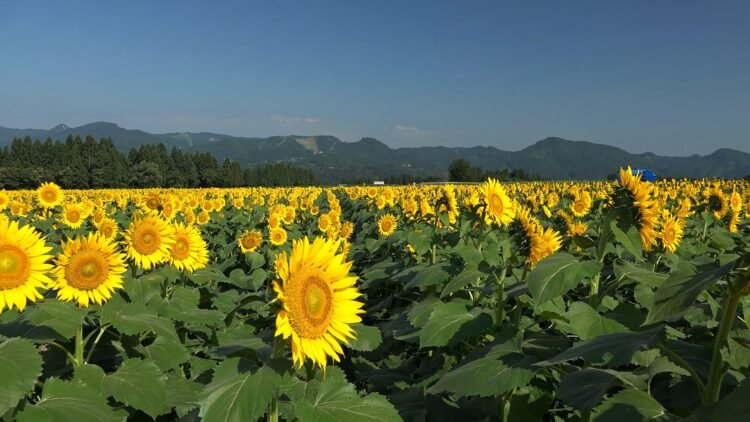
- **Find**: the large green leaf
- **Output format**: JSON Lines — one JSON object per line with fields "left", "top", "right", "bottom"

{"left": 294, "top": 367, "right": 401, "bottom": 422}
{"left": 0, "top": 338, "right": 43, "bottom": 415}
{"left": 348, "top": 324, "right": 383, "bottom": 352}
{"left": 540, "top": 327, "right": 662, "bottom": 368}
{"left": 441, "top": 268, "right": 483, "bottom": 298}
{"left": 558, "top": 368, "right": 619, "bottom": 410}
{"left": 17, "top": 378, "right": 125, "bottom": 422}
{"left": 527, "top": 253, "right": 600, "bottom": 309}
{"left": 610, "top": 222, "right": 644, "bottom": 262}
{"left": 419, "top": 300, "right": 479, "bottom": 348}
{"left": 135, "top": 336, "right": 190, "bottom": 371}
{"left": 199, "top": 363, "right": 282, "bottom": 422}
{"left": 23, "top": 299, "right": 88, "bottom": 339}
{"left": 683, "top": 378, "right": 750, "bottom": 421}
{"left": 427, "top": 352, "right": 537, "bottom": 397}
{"left": 103, "top": 302, "right": 178, "bottom": 340}
{"left": 591, "top": 389, "right": 674, "bottom": 421}
{"left": 123, "top": 273, "right": 163, "bottom": 304}
{"left": 644, "top": 261, "right": 733, "bottom": 325}
{"left": 106, "top": 358, "right": 169, "bottom": 418}
{"left": 558, "top": 302, "right": 630, "bottom": 340}
{"left": 165, "top": 375, "right": 201, "bottom": 418}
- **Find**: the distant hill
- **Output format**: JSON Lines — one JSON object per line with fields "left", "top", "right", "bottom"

{"left": 1, "top": 122, "right": 748, "bottom": 181}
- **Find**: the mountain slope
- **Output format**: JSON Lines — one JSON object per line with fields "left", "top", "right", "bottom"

{"left": 1, "top": 123, "right": 748, "bottom": 180}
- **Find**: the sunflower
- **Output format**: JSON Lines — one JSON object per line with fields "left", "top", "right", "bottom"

{"left": 340, "top": 221, "right": 354, "bottom": 240}
{"left": 0, "top": 219, "right": 54, "bottom": 314}
{"left": 273, "top": 237, "right": 364, "bottom": 369}
{"left": 61, "top": 203, "right": 87, "bottom": 229}
{"left": 97, "top": 217, "right": 119, "bottom": 240}
{"left": 238, "top": 229, "right": 263, "bottom": 253}
{"left": 514, "top": 206, "right": 561, "bottom": 268}
{"left": 0, "top": 190, "right": 9, "bottom": 211}
{"left": 37, "top": 182, "right": 64, "bottom": 209}
{"left": 569, "top": 222, "right": 588, "bottom": 237}
{"left": 660, "top": 210, "right": 684, "bottom": 253}
{"left": 615, "top": 167, "right": 660, "bottom": 251}
{"left": 482, "top": 178, "right": 515, "bottom": 226}
{"left": 570, "top": 190, "right": 592, "bottom": 218}
{"left": 197, "top": 210, "right": 210, "bottom": 225}
{"left": 378, "top": 214, "right": 397, "bottom": 237}
{"left": 728, "top": 212, "right": 740, "bottom": 233}
{"left": 268, "top": 213, "right": 282, "bottom": 229}
{"left": 50, "top": 233, "right": 126, "bottom": 307}
{"left": 730, "top": 190, "right": 744, "bottom": 216}
{"left": 270, "top": 227, "right": 288, "bottom": 246}
{"left": 168, "top": 223, "right": 208, "bottom": 272}
{"left": 123, "top": 213, "right": 176, "bottom": 270}
{"left": 318, "top": 213, "right": 332, "bottom": 233}
{"left": 706, "top": 188, "right": 729, "bottom": 219}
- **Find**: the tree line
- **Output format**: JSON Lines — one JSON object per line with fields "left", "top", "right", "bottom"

{"left": 448, "top": 159, "right": 542, "bottom": 182}
{"left": 0, "top": 135, "right": 316, "bottom": 189}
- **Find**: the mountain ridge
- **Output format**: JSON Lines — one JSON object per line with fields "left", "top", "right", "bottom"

{"left": 1, "top": 122, "right": 748, "bottom": 181}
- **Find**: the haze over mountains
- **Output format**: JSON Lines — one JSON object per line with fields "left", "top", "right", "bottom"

{"left": 1, "top": 122, "right": 748, "bottom": 181}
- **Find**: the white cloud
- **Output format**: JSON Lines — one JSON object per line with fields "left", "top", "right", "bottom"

{"left": 272, "top": 114, "right": 320, "bottom": 124}
{"left": 395, "top": 124, "right": 420, "bottom": 134}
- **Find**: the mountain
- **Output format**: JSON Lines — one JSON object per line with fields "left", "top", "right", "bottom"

{"left": 1, "top": 122, "right": 748, "bottom": 181}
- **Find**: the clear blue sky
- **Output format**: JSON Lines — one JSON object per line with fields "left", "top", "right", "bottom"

{"left": 1, "top": 0, "right": 748, "bottom": 154}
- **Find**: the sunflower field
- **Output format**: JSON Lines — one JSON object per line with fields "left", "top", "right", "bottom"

{"left": 1, "top": 167, "right": 750, "bottom": 421}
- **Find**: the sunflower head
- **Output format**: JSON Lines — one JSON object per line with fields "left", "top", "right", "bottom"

{"left": 273, "top": 237, "right": 364, "bottom": 369}
{"left": 169, "top": 223, "right": 208, "bottom": 272}
{"left": 238, "top": 229, "right": 263, "bottom": 253}
{"left": 97, "top": 217, "right": 119, "bottom": 240}
{"left": 660, "top": 210, "right": 684, "bottom": 253}
{"left": 37, "top": 182, "right": 64, "bottom": 209}
{"left": 123, "top": 213, "right": 176, "bottom": 270}
{"left": 377, "top": 214, "right": 397, "bottom": 237}
{"left": 270, "top": 227, "right": 288, "bottom": 246}
{"left": 612, "top": 167, "right": 660, "bottom": 251}
{"left": 482, "top": 178, "right": 515, "bottom": 226}
{"left": 51, "top": 233, "right": 126, "bottom": 307}
{"left": 0, "top": 219, "right": 53, "bottom": 314}
{"left": 61, "top": 203, "right": 88, "bottom": 229}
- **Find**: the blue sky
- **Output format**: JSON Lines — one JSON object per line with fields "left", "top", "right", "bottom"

{"left": 1, "top": 0, "right": 748, "bottom": 154}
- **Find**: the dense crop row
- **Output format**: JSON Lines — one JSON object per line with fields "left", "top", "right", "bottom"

{"left": 0, "top": 168, "right": 749, "bottom": 421}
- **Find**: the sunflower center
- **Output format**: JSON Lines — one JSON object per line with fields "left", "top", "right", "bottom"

{"left": 241, "top": 235, "right": 255, "bottom": 249}
{"left": 172, "top": 236, "right": 190, "bottom": 260}
{"left": 42, "top": 189, "right": 56, "bottom": 202}
{"left": 66, "top": 249, "right": 109, "bottom": 291}
{"left": 147, "top": 199, "right": 159, "bottom": 210}
{"left": 664, "top": 226, "right": 675, "bottom": 243}
{"left": 287, "top": 267, "right": 334, "bottom": 338}
{"left": 489, "top": 193, "right": 503, "bottom": 214}
{"left": 134, "top": 227, "right": 161, "bottom": 255}
{"left": 0, "top": 245, "right": 31, "bottom": 289}
{"left": 67, "top": 210, "right": 80, "bottom": 223}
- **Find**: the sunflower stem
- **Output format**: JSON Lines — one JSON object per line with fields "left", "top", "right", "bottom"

{"left": 85, "top": 325, "right": 109, "bottom": 364}
{"left": 704, "top": 287, "right": 741, "bottom": 404}
{"left": 268, "top": 337, "right": 283, "bottom": 422}
{"left": 74, "top": 324, "right": 85, "bottom": 368}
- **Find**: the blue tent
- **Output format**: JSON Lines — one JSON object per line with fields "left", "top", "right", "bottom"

{"left": 617, "top": 168, "right": 657, "bottom": 183}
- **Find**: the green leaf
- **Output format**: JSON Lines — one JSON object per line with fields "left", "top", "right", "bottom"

{"left": 17, "top": 378, "right": 125, "bottom": 422}
{"left": 419, "top": 300, "right": 477, "bottom": 348}
{"left": 613, "top": 260, "right": 668, "bottom": 288}
{"left": 644, "top": 261, "right": 733, "bottom": 325}
{"left": 528, "top": 253, "right": 600, "bottom": 309}
{"left": 0, "top": 338, "right": 43, "bottom": 415}
{"left": 106, "top": 358, "right": 170, "bottom": 418}
{"left": 540, "top": 327, "right": 662, "bottom": 368}
{"left": 405, "top": 262, "right": 451, "bottom": 290}
{"left": 441, "top": 268, "right": 482, "bottom": 298}
{"left": 136, "top": 337, "right": 190, "bottom": 371}
{"left": 428, "top": 353, "right": 537, "bottom": 397}
{"left": 684, "top": 378, "right": 750, "bottom": 421}
{"left": 610, "top": 222, "right": 643, "bottom": 261}
{"left": 23, "top": 299, "right": 88, "bottom": 339}
{"left": 349, "top": 324, "right": 382, "bottom": 352}
{"left": 294, "top": 367, "right": 401, "bottom": 422}
{"left": 199, "top": 363, "right": 282, "bottom": 422}
{"left": 558, "top": 368, "right": 619, "bottom": 410}
{"left": 123, "top": 273, "right": 163, "bottom": 304}
{"left": 558, "top": 302, "right": 630, "bottom": 341}
{"left": 165, "top": 375, "right": 201, "bottom": 418}
{"left": 592, "top": 389, "right": 673, "bottom": 421}
{"left": 103, "top": 302, "right": 178, "bottom": 340}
